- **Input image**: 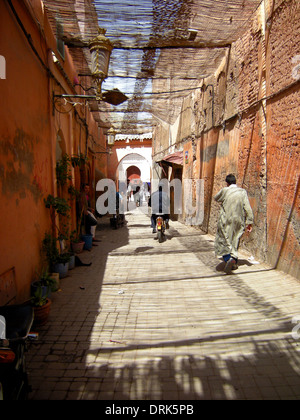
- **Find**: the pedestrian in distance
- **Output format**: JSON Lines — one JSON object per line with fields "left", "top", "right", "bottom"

{"left": 214, "top": 174, "right": 254, "bottom": 274}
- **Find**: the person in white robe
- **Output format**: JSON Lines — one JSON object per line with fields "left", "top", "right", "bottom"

{"left": 214, "top": 174, "right": 253, "bottom": 274}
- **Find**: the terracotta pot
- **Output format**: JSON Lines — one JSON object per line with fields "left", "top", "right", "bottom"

{"left": 71, "top": 241, "right": 85, "bottom": 254}
{"left": 33, "top": 299, "right": 51, "bottom": 327}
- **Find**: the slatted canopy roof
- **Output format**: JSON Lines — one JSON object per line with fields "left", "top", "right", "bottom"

{"left": 44, "top": 0, "right": 262, "bottom": 135}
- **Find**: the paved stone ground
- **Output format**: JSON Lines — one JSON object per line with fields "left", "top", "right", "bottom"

{"left": 27, "top": 206, "right": 300, "bottom": 400}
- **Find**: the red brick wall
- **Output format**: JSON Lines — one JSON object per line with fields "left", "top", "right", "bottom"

{"left": 184, "top": 0, "right": 300, "bottom": 278}
{"left": 209, "top": 0, "right": 300, "bottom": 277}
{"left": 265, "top": 0, "right": 300, "bottom": 276}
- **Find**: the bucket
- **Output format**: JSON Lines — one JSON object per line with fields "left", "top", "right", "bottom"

{"left": 53, "top": 262, "right": 69, "bottom": 279}
{"left": 82, "top": 234, "right": 93, "bottom": 250}
{"left": 31, "top": 281, "right": 51, "bottom": 299}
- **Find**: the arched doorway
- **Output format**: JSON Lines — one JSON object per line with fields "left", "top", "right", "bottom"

{"left": 116, "top": 153, "right": 152, "bottom": 207}
{"left": 127, "top": 165, "right": 141, "bottom": 183}
{"left": 117, "top": 153, "right": 151, "bottom": 187}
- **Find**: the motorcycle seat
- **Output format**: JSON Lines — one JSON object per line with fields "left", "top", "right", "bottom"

{"left": 0, "top": 304, "right": 34, "bottom": 340}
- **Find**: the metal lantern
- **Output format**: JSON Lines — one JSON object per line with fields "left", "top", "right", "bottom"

{"left": 106, "top": 126, "right": 116, "bottom": 147}
{"left": 89, "top": 27, "right": 113, "bottom": 100}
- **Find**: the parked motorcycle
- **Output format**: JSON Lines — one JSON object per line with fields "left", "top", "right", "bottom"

{"left": 110, "top": 192, "right": 125, "bottom": 229}
{"left": 156, "top": 215, "right": 166, "bottom": 243}
{"left": 0, "top": 303, "right": 35, "bottom": 400}
{"left": 110, "top": 211, "right": 125, "bottom": 229}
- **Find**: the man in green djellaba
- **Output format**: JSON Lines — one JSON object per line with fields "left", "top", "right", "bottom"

{"left": 214, "top": 174, "right": 254, "bottom": 274}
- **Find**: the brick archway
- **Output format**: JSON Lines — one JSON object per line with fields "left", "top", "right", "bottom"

{"left": 127, "top": 165, "right": 141, "bottom": 182}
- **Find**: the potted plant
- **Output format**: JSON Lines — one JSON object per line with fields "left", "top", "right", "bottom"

{"left": 31, "top": 269, "right": 59, "bottom": 298}
{"left": 52, "top": 252, "right": 70, "bottom": 279}
{"left": 56, "top": 154, "right": 71, "bottom": 189}
{"left": 44, "top": 153, "right": 88, "bottom": 262}
{"left": 58, "top": 230, "right": 76, "bottom": 270}
{"left": 56, "top": 153, "right": 88, "bottom": 190}
{"left": 31, "top": 282, "right": 52, "bottom": 327}
{"left": 69, "top": 201, "right": 85, "bottom": 254}
{"left": 42, "top": 233, "right": 70, "bottom": 279}
{"left": 70, "top": 228, "right": 84, "bottom": 254}
{"left": 42, "top": 233, "right": 59, "bottom": 267}
{"left": 44, "top": 194, "right": 70, "bottom": 218}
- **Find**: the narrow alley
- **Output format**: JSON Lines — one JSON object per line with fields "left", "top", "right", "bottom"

{"left": 27, "top": 208, "right": 300, "bottom": 400}
{"left": 1, "top": 0, "right": 299, "bottom": 404}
